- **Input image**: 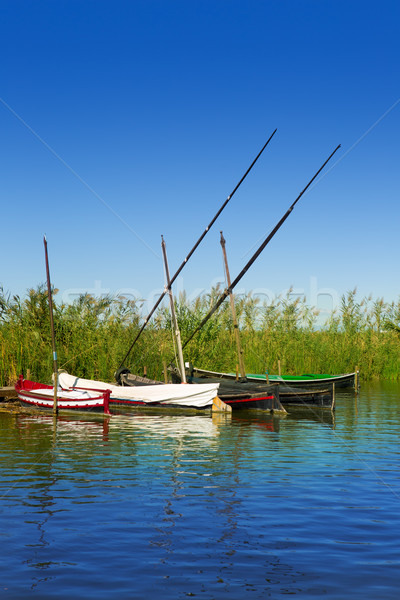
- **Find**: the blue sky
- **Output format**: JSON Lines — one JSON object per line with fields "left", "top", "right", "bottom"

{"left": 1, "top": 0, "right": 399, "bottom": 318}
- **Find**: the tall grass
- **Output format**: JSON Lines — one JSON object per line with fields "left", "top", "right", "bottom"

{"left": 0, "top": 285, "right": 399, "bottom": 386}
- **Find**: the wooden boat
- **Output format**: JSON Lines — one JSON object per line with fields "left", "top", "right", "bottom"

{"left": 187, "top": 373, "right": 333, "bottom": 410}
{"left": 57, "top": 371, "right": 225, "bottom": 411}
{"left": 191, "top": 366, "right": 357, "bottom": 390}
{"left": 172, "top": 365, "right": 333, "bottom": 410}
{"left": 58, "top": 371, "right": 285, "bottom": 413}
{"left": 15, "top": 376, "right": 111, "bottom": 414}
{"left": 114, "top": 370, "right": 286, "bottom": 413}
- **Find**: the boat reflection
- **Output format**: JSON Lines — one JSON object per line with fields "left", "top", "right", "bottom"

{"left": 231, "top": 412, "right": 282, "bottom": 432}
{"left": 109, "top": 413, "right": 221, "bottom": 443}
{"left": 16, "top": 413, "right": 110, "bottom": 442}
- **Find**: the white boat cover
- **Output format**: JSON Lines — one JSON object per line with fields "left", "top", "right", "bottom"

{"left": 57, "top": 372, "right": 219, "bottom": 408}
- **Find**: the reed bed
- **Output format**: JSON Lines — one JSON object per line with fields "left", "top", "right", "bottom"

{"left": 1, "top": 285, "right": 399, "bottom": 386}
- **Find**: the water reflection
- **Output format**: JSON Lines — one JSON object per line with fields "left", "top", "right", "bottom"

{"left": 16, "top": 414, "right": 110, "bottom": 442}
{"left": 13, "top": 415, "right": 63, "bottom": 588}
{"left": 9, "top": 414, "right": 112, "bottom": 589}
{"left": 110, "top": 413, "right": 220, "bottom": 442}
{"left": 1, "top": 384, "right": 399, "bottom": 599}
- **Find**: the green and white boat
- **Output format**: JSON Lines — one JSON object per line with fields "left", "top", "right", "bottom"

{"left": 191, "top": 367, "right": 358, "bottom": 390}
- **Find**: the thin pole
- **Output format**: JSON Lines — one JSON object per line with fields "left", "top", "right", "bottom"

{"left": 181, "top": 144, "right": 341, "bottom": 351}
{"left": 220, "top": 231, "right": 246, "bottom": 379}
{"left": 43, "top": 236, "right": 58, "bottom": 415}
{"left": 117, "top": 130, "right": 277, "bottom": 371}
{"left": 161, "top": 236, "right": 187, "bottom": 383}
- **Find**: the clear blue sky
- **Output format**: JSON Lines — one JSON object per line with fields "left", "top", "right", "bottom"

{"left": 1, "top": 0, "right": 399, "bottom": 318}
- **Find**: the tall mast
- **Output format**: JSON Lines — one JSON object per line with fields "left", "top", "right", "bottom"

{"left": 43, "top": 236, "right": 58, "bottom": 415}
{"left": 161, "top": 236, "right": 187, "bottom": 383}
{"left": 220, "top": 231, "right": 246, "bottom": 380}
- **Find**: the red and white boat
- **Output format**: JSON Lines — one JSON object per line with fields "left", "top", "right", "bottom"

{"left": 15, "top": 376, "right": 111, "bottom": 414}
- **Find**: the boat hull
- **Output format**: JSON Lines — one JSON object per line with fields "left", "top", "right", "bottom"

{"left": 120, "top": 372, "right": 286, "bottom": 413}
{"left": 278, "top": 387, "right": 333, "bottom": 408}
{"left": 15, "top": 377, "right": 110, "bottom": 413}
{"left": 189, "top": 375, "right": 334, "bottom": 410}
{"left": 191, "top": 367, "right": 357, "bottom": 390}
{"left": 222, "top": 393, "right": 281, "bottom": 411}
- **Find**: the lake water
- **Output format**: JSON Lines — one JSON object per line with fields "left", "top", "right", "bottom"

{"left": 0, "top": 382, "right": 399, "bottom": 599}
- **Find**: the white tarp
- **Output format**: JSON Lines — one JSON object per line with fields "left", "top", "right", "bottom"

{"left": 57, "top": 372, "right": 219, "bottom": 408}
{"left": 31, "top": 387, "right": 102, "bottom": 400}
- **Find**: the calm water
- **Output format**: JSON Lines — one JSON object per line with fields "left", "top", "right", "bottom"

{"left": 0, "top": 382, "right": 399, "bottom": 599}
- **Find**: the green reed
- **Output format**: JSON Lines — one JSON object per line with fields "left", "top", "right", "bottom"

{"left": 0, "top": 285, "right": 399, "bottom": 386}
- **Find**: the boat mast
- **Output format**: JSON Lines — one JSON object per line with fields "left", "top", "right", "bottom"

{"left": 181, "top": 144, "right": 341, "bottom": 351}
{"left": 220, "top": 231, "right": 246, "bottom": 380}
{"left": 161, "top": 236, "right": 187, "bottom": 383}
{"left": 117, "top": 129, "right": 277, "bottom": 372}
{"left": 43, "top": 235, "right": 58, "bottom": 415}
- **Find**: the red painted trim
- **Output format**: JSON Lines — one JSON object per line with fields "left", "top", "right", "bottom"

{"left": 15, "top": 376, "right": 53, "bottom": 392}
{"left": 225, "top": 395, "right": 274, "bottom": 404}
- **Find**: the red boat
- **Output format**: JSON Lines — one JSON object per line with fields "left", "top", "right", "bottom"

{"left": 15, "top": 376, "right": 111, "bottom": 414}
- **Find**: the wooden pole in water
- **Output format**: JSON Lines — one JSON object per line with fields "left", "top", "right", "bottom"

{"left": 43, "top": 236, "right": 58, "bottom": 415}
{"left": 220, "top": 231, "right": 246, "bottom": 380}
{"left": 161, "top": 236, "right": 187, "bottom": 383}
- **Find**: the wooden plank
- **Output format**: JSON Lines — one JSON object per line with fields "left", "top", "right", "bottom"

{"left": 0, "top": 386, "right": 18, "bottom": 399}
{"left": 212, "top": 396, "right": 232, "bottom": 413}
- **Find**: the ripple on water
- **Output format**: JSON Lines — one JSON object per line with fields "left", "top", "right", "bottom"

{"left": 0, "top": 384, "right": 399, "bottom": 598}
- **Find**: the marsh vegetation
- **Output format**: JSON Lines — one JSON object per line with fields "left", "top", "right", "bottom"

{"left": 1, "top": 285, "right": 399, "bottom": 386}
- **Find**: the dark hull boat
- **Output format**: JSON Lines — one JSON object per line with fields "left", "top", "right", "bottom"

{"left": 187, "top": 374, "right": 334, "bottom": 410}
{"left": 116, "top": 370, "right": 286, "bottom": 413}
{"left": 191, "top": 367, "right": 357, "bottom": 390}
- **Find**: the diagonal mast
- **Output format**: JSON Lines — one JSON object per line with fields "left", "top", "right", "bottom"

{"left": 117, "top": 129, "right": 277, "bottom": 372}
{"left": 181, "top": 144, "right": 341, "bottom": 351}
